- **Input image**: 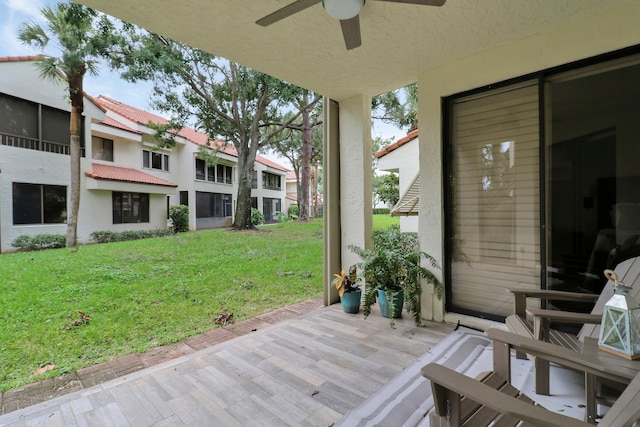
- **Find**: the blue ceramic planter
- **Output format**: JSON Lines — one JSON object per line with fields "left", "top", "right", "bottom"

{"left": 340, "top": 289, "right": 362, "bottom": 313}
{"left": 377, "top": 289, "right": 404, "bottom": 318}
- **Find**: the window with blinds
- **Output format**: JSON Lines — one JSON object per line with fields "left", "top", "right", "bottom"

{"left": 449, "top": 82, "right": 541, "bottom": 318}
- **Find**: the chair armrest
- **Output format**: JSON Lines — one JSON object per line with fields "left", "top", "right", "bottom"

{"left": 507, "top": 289, "right": 600, "bottom": 301}
{"left": 485, "top": 328, "right": 637, "bottom": 383}
{"left": 507, "top": 288, "right": 599, "bottom": 317}
{"left": 526, "top": 307, "right": 602, "bottom": 324}
{"left": 526, "top": 307, "right": 601, "bottom": 342}
{"left": 422, "top": 363, "right": 587, "bottom": 427}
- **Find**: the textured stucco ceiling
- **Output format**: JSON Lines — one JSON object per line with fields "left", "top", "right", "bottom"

{"left": 77, "top": 0, "right": 627, "bottom": 100}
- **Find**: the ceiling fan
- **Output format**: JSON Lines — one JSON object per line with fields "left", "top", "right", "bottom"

{"left": 256, "top": 0, "right": 446, "bottom": 51}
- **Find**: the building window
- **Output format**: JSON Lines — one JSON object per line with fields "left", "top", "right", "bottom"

{"left": 142, "top": 149, "right": 169, "bottom": 171}
{"left": 12, "top": 182, "right": 67, "bottom": 225}
{"left": 92, "top": 137, "right": 113, "bottom": 161}
{"left": 251, "top": 171, "right": 258, "bottom": 189}
{"left": 112, "top": 192, "right": 149, "bottom": 224}
{"left": 215, "top": 164, "right": 233, "bottom": 184}
{"left": 262, "top": 172, "right": 282, "bottom": 190}
{"left": 262, "top": 197, "right": 282, "bottom": 222}
{"left": 195, "top": 158, "right": 232, "bottom": 183}
{"left": 179, "top": 191, "right": 189, "bottom": 206}
{"left": 195, "top": 192, "right": 232, "bottom": 218}
{"left": 1, "top": 92, "right": 84, "bottom": 156}
{"left": 225, "top": 165, "right": 233, "bottom": 184}
{"left": 195, "top": 158, "right": 206, "bottom": 180}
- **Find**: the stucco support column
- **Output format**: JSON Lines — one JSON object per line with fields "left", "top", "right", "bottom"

{"left": 418, "top": 81, "right": 445, "bottom": 322}
{"left": 323, "top": 98, "right": 341, "bottom": 305}
{"left": 323, "top": 95, "right": 373, "bottom": 306}
{"left": 339, "top": 95, "right": 373, "bottom": 274}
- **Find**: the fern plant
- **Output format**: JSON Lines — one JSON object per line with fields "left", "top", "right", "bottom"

{"left": 349, "top": 226, "right": 442, "bottom": 327}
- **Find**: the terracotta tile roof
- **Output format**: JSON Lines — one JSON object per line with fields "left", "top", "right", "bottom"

{"left": 256, "top": 154, "right": 289, "bottom": 172}
{"left": 285, "top": 194, "right": 297, "bottom": 201}
{"left": 375, "top": 128, "right": 419, "bottom": 159}
{"left": 96, "top": 95, "right": 169, "bottom": 127}
{"left": 176, "top": 126, "right": 237, "bottom": 156}
{"left": 286, "top": 171, "right": 297, "bottom": 180}
{"left": 100, "top": 116, "right": 141, "bottom": 134}
{"left": 0, "top": 55, "right": 43, "bottom": 62}
{"left": 95, "top": 95, "right": 237, "bottom": 156}
{"left": 95, "top": 96, "right": 289, "bottom": 170}
{"left": 85, "top": 163, "right": 177, "bottom": 187}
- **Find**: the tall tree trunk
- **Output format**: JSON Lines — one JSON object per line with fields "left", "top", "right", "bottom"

{"left": 299, "top": 94, "right": 312, "bottom": 222}
{"left": 232, "top": 144, "right": 255, "bottom": 229}
{"left": 66, "top": 71, "right": 85, "bottom": 247}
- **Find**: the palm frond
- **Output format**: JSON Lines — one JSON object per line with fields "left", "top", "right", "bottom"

{"left": 34, "top": 56, "right": 63, "bottom": 82}
{"left": 18, "top": 22, "right": 49, "bottom": 49}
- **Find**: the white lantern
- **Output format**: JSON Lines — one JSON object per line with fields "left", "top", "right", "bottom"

{"left": 598, "top": 269, "right": 640, "bottom": 359}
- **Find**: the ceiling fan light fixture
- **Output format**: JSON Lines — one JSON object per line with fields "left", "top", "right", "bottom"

{"left": 322, "top": 0, "right": 365, "bottom": 20}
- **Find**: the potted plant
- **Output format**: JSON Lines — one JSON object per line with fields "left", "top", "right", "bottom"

{"left": 332, "top": 265, "right": 362, "bottom": 313}
{"left": 349, "top": 226, "right": 442, "bottom": 327}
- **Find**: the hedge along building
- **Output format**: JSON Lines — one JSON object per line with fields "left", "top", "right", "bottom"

{"left": 77, "top": 0, "right": 640, "bottom": 328}
{"left": 0, "top": 57, "right": 287, "bottom": 252}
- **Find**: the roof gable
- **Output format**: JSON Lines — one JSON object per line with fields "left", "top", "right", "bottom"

{"left": 375, "top": 129, "right": 418, "bottom": 159}
{"left": 256, "top": 154, "right": 289, "bottom": 172}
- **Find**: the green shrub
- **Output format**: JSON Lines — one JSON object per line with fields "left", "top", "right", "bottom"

{"left": 373, "top": 208, "right": 390, "bottom": 215}
{"left": 169, "top": 205, "right": 189, "bottom": 233}
{"left": 11, "top": 234, "right": 66, "bottom": 251}
{"left": 251, "top": 208, "right": 265, "bottom": 226}
{"left": 90, "top": 228, "right": 172, "bottom": 243}
{"left": 288, "top": 204, "right": 299, "bottom": 218}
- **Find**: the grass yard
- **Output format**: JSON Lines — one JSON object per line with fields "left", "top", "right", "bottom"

{"left": 0, "top": 220, "right": 324, "bottom": 391}
{"left": 372, "top": 213, "right": 400, "bottom": 230}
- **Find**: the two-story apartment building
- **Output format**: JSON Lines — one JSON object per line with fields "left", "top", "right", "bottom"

{"left": 0, "top": 56, "right": 287, "bottom": 252}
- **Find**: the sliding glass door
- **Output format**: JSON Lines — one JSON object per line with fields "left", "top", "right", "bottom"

{"left": 448, "top": 82, "right": 541, "bottom": 319}
{"left": 446, "top": 54, "right": 640, "bottom": 320}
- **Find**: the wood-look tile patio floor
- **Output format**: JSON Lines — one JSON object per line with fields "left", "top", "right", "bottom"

{"left": 0, "top": 301, "right": 454, "bottom": 426}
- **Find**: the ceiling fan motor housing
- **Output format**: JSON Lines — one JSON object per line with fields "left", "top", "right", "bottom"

{"left": 322, "top": 0, "right": 365, "bottom": 20}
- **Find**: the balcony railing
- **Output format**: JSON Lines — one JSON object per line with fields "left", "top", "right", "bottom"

{"left": 262, "top": 184, "right": 282, "bottom": 191}
{"left": 1, "top": 132, "right": 85, "bottom": 157}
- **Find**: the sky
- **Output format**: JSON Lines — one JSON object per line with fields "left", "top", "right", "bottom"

{"left": 0, "top": 0, "right": 407, "bottom": 167}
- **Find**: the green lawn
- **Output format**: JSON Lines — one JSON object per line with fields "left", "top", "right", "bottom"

{"left": 372, "top": 213, "right": 400, "bottom": 230}
{"left": 0, "top": 216, "right": 399, "bottom": 391}
{"left": 0, "top": 220, "right": 324, "bottom": 391}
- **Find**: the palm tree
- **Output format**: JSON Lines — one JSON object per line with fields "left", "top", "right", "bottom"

{"left": 18, "top": 2, "right": 118, "bottom": 247}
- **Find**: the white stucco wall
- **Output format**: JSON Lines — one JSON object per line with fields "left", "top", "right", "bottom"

{"left": 376, "top": 137, "right": 419, "bottom": 232}
{"left": 0, "top": 60, "right": 178, "bottom": 251}
{"left": 339, "top": 95, "right": 373, "bottom": 270}
{"left": 0, "top": 61, "right": 69, "bottom": 109}
{"left": 416, "top": 1, "right": 640, "bottom": 325}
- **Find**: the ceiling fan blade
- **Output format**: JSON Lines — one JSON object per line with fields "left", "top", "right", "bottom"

{"left": 340, "top": 16, "right": 362, "bottom": 50}
{"left": 256, "top": 0, "right": 322, "bottom": 26}
{"left": 375, "top": 0, "right": 446, "bottom": 6}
